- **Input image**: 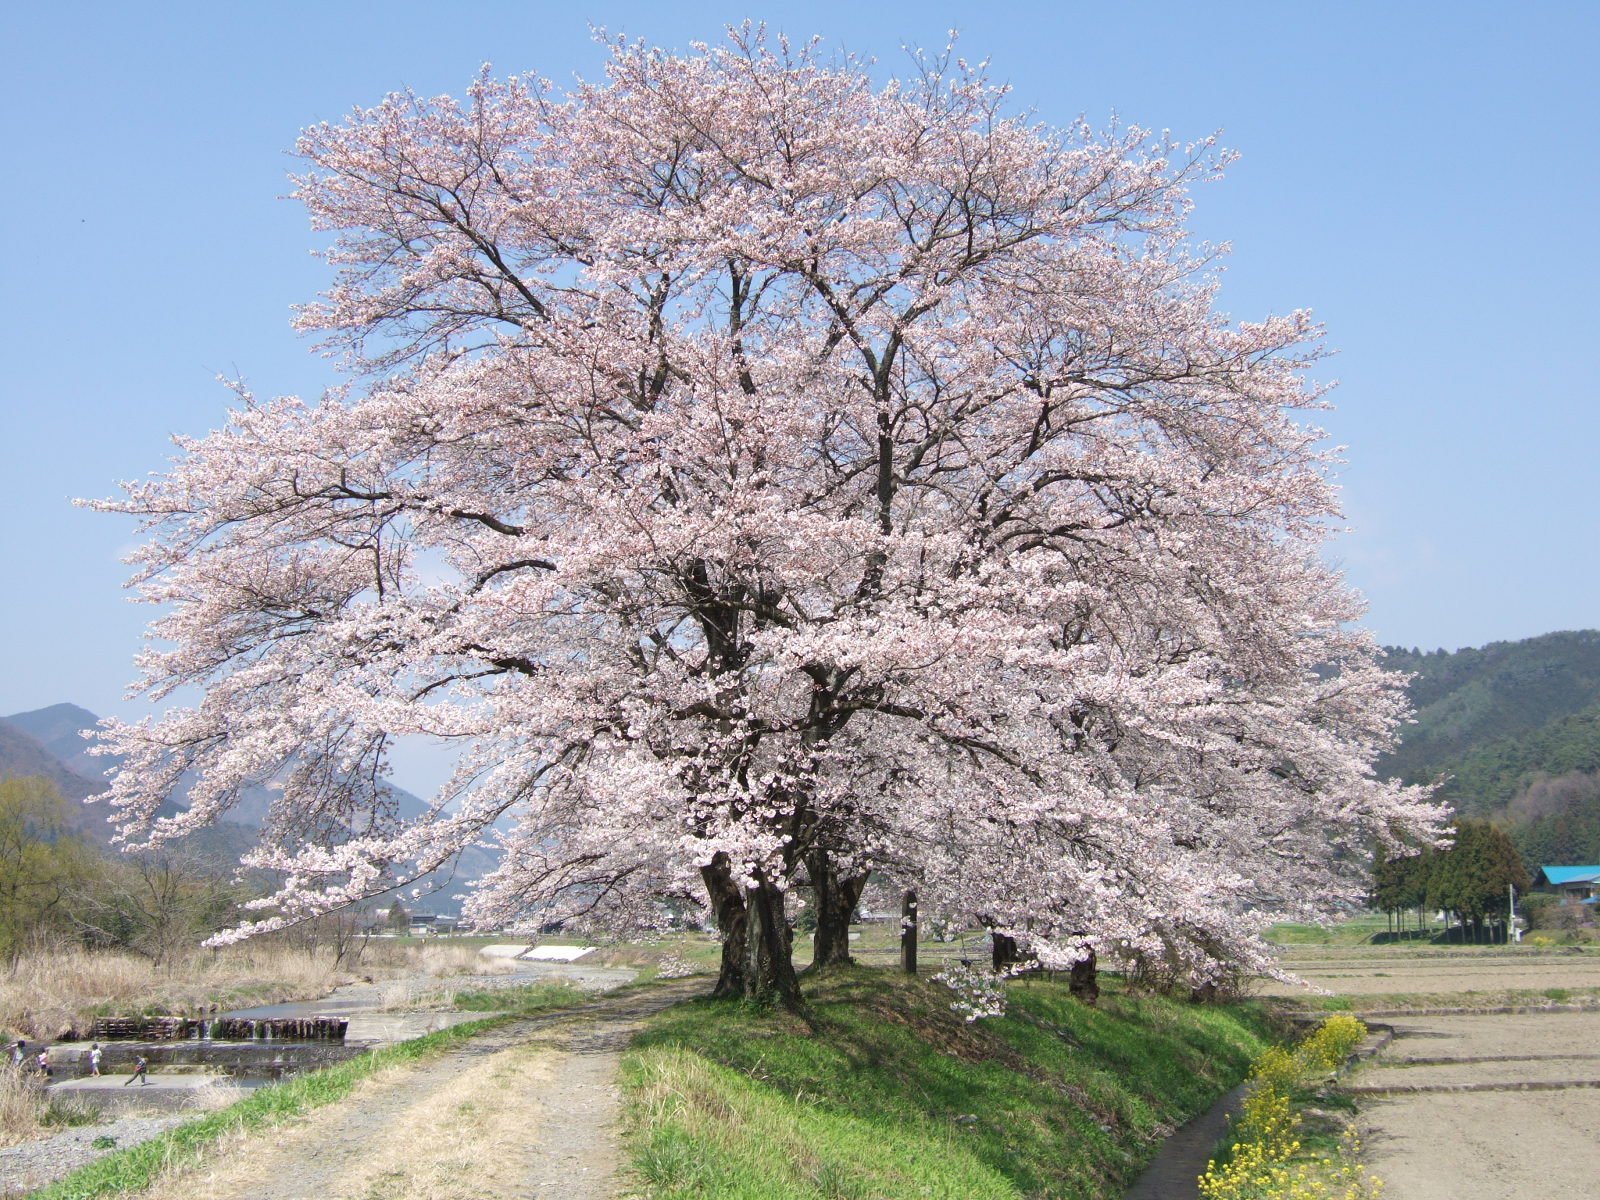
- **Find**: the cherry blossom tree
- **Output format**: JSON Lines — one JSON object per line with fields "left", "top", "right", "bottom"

{"left": 92, "top": 30, "right": 1444, "bottom": 1006}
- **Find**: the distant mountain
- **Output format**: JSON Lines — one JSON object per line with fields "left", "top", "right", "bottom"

{"left": 3, "top": 702, "right": 107, "bottom": 780}
{"left": 0, "top": 703, "right": 499, "bottom": 909}
{"left": 0, "top": 717, "right": 117, "bottom": 845}
{"left": 1380, "top": 630, "right": 1600, "bottom": 800}
{"left": 1378, "top": 631, "right": 1600, "bottom": 868}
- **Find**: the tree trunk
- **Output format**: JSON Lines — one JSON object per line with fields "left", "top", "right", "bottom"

{"left": 741, "top": 873, "right": 804, "bottom": 1008}
{"left": 701, "top": 858, "right": 806, "bottom": 1007}
{"left": 702, "top": 856, "right": 750, "bottom": 999}
{"left": 1069, "top": 947, "right": 1099, "bottom": 1005}
{"left": 991, "top": 931, "right": 1022, "bottom": 974}
{"left": 808, "top": 853, "right": 867, "bottom": 968}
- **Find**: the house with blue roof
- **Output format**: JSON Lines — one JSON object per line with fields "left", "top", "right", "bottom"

{"left": 1535, "top": 865, "right": 1600, "bottom": 903}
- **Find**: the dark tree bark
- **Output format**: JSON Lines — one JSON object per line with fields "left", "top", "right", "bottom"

{"left": 1069, "top": 947, "right": 1099, "bottom": 1005}
{"left": 991, "top": 930, "right": 1023, "bottom": 974}
{"left": 702, "top": 857, "right": 805, "bottom": 1007}
{"left": 808, "top": 852, "right": 868, "bottom": 967}
{"left": 741, "top": 872, "right": 804, "bottom": 1008}
{"left": 702, "top": 856, "right": 750, "bottom": 999}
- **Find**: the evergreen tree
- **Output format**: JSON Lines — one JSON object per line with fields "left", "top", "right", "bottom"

{"left": 1428, "top": 819, "right": 1529, "bottom": 941}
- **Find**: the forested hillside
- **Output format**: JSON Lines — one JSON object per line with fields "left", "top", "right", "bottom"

{"left": 1380, "top": 631, "right": 1600, "bottom": 799}
{"left": 0, "top": 715, "right": 103, "bottom": 806}
{"left": 1381, "top": 631, "right": 1600, "bottom": 868}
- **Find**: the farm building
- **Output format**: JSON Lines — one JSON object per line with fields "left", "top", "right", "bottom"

{"left": 1535, "top": 865, "right": 1600, "bottom": 903}
{"left": 407, "top": 913, "right": 462, "bottom": 934}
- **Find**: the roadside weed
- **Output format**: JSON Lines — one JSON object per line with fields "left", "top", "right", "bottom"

{"left": 1199, "top": 1016, "right": 1381, "bottom": 1200}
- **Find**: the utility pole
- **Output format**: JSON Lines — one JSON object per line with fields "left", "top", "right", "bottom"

{"left": 1509, "top": 883, "right": 1521, "bottom": 944}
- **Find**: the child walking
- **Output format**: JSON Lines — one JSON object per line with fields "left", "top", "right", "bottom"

{"left": 123, "top": 1054, "right": 149, "bottom": 1086}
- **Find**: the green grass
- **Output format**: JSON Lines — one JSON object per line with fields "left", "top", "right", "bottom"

{"left": 446, "top": 980, "right": 586, "bottom": 1012}
{"left": 1265, "top": 915, "right": 1393, "bottom": 946}
{"left": 621, "top": 966, "right": 1276, "bottom": 1200}
{"left": 37, "top": 1097, "right": 99, "bottom": 1130}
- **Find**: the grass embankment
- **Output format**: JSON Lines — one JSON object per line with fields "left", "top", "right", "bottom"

{"left": 1265, "top": 918, "right": 1391, "bottom": 947}
{"left": 17, "top": 984, "right": 584, "bottom": 1200}
{"left": 622, "top": 966, "right": 1276, "bottom": 1200}
{"left": 444, "top": 980, "right": 585, "bottom": 1011}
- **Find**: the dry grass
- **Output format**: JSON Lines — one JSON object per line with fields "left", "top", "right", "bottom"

{"left": 0, "top": 1065, "right": 101, "bottom": 1149}
{"left": 185, "top": 1077, "right": 250, "bottom": 1113}
{"left": 0, "top": 940, "right": 517, "bottom": 1041}
{"left": 0, "top": 1066, "right": 42, "bottom": 1147}
{"left": 377, "top": 980, "right": 417, "bottom": 1011}
{"left": 0, "top": 945, "right": 343, "bottom": 1040}
{"left": 414, "top": 944, "right": 517, "bottom": 979}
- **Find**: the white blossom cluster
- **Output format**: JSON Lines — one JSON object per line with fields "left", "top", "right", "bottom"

{"left": 87, "top": 31, "right": 1445, "bottom": 993}
{"left": 931, "top": 959, "right": 1013, "bottom": 1023}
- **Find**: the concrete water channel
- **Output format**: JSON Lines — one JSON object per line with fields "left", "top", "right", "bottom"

{"left": 46, "top": 947, "right": 637, "bottom": 1114}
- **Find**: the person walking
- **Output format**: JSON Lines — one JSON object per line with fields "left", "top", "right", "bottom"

{"left": 35, "top": 1048, "right": 51, "bottom": 1079}
{"left": 8, "top": 1039, "right": 24, "bottom": 1067}
{"left": 88, "top": 1043, "right": 103, "bottom": 1077}
{"left": 123, "top": 1054, "right": 149, "bottom": 1086}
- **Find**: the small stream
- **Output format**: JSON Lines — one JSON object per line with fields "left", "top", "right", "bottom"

{"left": 51, "top": 949, "right": 639, "bottom": 1105}
{"left": 217, "top": 955, "right": 638, "bottom": 1042}
{"left": 1120, "top": 1083, "right": 1242, "bottom": 1200}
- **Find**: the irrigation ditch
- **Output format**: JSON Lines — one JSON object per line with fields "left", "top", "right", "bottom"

{"left": 1122, "top": 1017, "right": 1394, "bottom": 1200}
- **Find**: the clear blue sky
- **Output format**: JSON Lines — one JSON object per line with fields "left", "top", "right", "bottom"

{"left": 3, "top": 1, "right": 1596, "bottom": 790}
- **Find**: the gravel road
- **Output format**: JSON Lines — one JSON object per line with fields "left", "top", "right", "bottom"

{"left": 1, "top": 1114, "right": 190, "bottom": 1195}
{"left": 129, "top": 979, "right": 707, "bottom": 1200}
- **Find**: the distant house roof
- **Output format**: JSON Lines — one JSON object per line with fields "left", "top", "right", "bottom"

{"left": 1538, "top": 866, "right": 1600, "bottom": 886}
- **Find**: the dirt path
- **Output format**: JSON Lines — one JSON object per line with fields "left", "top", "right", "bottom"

{"left": 1354, "top": 1010, "right": 1600, "bottom": 1200}
{"left": 135, "top": 980, "right": 707, "bottom": 1200}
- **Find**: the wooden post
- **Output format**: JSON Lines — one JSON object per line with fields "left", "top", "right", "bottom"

{"left": 900, "top": 890, "right": 918, "bottom": 975}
